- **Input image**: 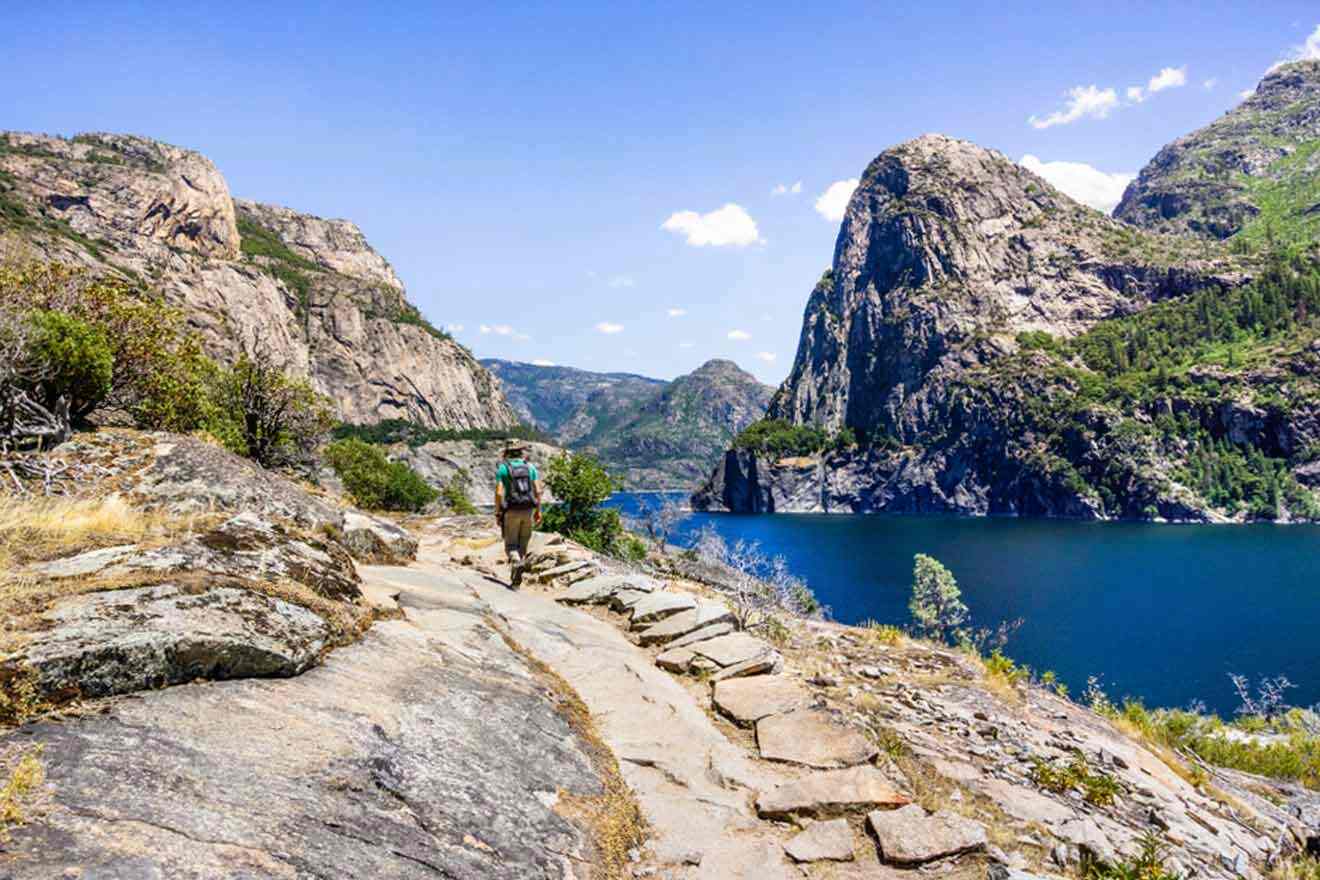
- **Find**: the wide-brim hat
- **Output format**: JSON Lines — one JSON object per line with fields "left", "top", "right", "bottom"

{"left": 502, "top": 441, "right": 529, "bottom": 456}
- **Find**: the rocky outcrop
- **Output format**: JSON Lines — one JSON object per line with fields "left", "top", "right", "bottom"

{"left": 694, "top": 135, "right": 1320, "bottom": 520}
{"left": 487, "top": 358, "right": 773, "bottom": 488}
{"left": 767, "top": 134, "right": 1236, "bottom": 437}
{"left": 1115, "top": 60, "right": 1320, "bottom": 240}
{"left": 0, "top": 130, "right": 517, "bottom": 429}
{"left": 4, "top": 581, "right": 606, "bottom": 879}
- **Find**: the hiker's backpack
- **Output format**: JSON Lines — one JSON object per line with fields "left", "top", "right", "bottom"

{"left": 505, "top": 461, "right": 537, "bottom": 509}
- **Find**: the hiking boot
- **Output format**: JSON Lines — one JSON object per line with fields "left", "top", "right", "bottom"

{"left": 511, "top": 562, "right": 524, "bottom": 588}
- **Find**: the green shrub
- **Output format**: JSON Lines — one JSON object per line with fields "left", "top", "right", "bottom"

{"left": 442, "top": 473, "right": 477, "bottom": 514}
{"left": 0, "top": 262, "right": 219, "bottom": 431}
{"left": 539, "top": 452, "right": 642, "bottom": 557}
{"left": 325, "top": 438, "right": 438, "bottom": 512}
{"left": 25, "top": 310, "right": 113, "bottom": 419}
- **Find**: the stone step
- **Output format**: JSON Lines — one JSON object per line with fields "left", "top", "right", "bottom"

{"left": 556, "top": 573, "right": 632, "bottom": 605}
{"left": 712, "top": 676, "right": 812, "bottom": 727}
{"left": 755, "top": 710, "right": 878, "bottom": 769}
{"left": 636, "top": 603, "right": 734, "bottom": 646}
{"left": 628, "top": 591, "right": 696, "bottom": 627}
{"left": 867, "top": 805, "right": 987, "bottom": 866}
{"left": 690, "top": 632, "right": 774, "bottom": 668}
{"left": 783, "top": 818, "right": 855, "bottom": 863}
{"left": 666, "top": 621, "right": 734, "bottom": 650}
{"left": 755, "top": 766, "right": 911, "bottom": 819}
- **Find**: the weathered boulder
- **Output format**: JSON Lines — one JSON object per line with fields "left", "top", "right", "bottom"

{"left": 21, "top": 584, "right": 331, "bottom": 699}
{"left": 124, "top": 434, "right": 344, "bottom": 530}
{"left": 340, "top": 510, "right": 418, "bottom": 564}
{"left": 867, "top": 804, "right": 987, "bottom": 865}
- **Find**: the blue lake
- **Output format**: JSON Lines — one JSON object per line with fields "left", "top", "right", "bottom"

{"left": 606, "top": 493, "right": 1320, "bottom": 717}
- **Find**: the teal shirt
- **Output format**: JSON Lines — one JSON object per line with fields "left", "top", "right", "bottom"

{"left": 496, "top": 459, "right": 538, "bottom": 496}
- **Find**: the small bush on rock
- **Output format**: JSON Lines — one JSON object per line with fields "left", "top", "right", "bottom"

{"left": 207, "top": 340, "right": 335, "bottom": 467}
{"left": 25, "top": 310, "right": 113, "bottom": 418}
{"left": 908, "top": 553, "right": 968, "bottom": 643}
{"left": 540, "top": 452, "right": 632, "bottom": 556}
{"left": 325, "top": 438, "right": 438, "bottom": 512}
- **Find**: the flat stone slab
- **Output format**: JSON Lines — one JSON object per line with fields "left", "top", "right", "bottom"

{"left": 756, "top": 710, "right": 878, "bottom": 768}
{"left": 784, "top": 818, "right": 854, "bottom": 863}
{"left": 756, "top": 766, "right": 911, "bottom": 819}
{"left": 867, "top": 805, "right": 987, "bottom": 866}
{"left": 667, "top": 621, "right": 734, "bottom": 650}
{"left": 713, "top": 676, "right": 812, "bottom": 727}
{"left": 637, "top": 603, "right": 734, "bottom": 646}
{"left": 557, "top": 574, "right": 630, "bottom": 605}
{"left": 534, "top": 559, "right": 592, "bottom": 581}
{"left": 711, "top": 652, "right": 782, "bottom": 681}
{"left": 690, "top": 632, "right": 773, "bottom": 667}
{"left": 608, "top": 588, "right": 654, "bottom": 612}
{"left": 655, "top": 646, "right": 697, "bottom": 673}
{"left": 629, "top": 591, "right": 696, "bottom": 627}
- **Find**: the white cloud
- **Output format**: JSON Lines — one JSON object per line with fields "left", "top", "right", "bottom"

{"left": 512, "top": 332, "right": 531, "bottom": 342}
{"left": 678, "top": 341, "right": 695, "bottom": 349}
{"left": 727, "top": 329, "right": 751, "bottom": 341}
{"left": 667, "top": 308, "right": 687, "bottom": 317}
{"left": 1203, "top": 77, "right": 1218, "bottom": 90}
{"left": 1240, "top": 88, "right": 1255, "bottom": 99}
{"left": 661, "top": 203, "right": 762, "bottom": 247}
{"left": 531, "top": 358, "right": 555, "bottom": 366}
{"left": 1019, "top": 155, "right": 1136, "bottom": 213}
{"left": 1147, "top": 66, "right": 1187, "bottom": 93}
{"left": 608, "top": 275, "right": 635, "bottom": 288}
{"left": 1126, "top": 85, "right": 1145, "bottom": 103}
{"left": 1272, "top": 24, "right": 1320, "bottom": 70}
{"left": 444, "top": 324, "right": 464, "bottom": 333}
{"left": 755, "top": 351, "right": 777, "bottom": 362}
{"left": 594, "top": 321, "right": 624, "bottom": 334}
{"left": 1029, "top": 85, "right": 1120, "bottom": 128}
{"left": 814, "top": 179, "right": 859, "bottom": 222}
{"left": 481, "top": 324, "right": 516, "bottom": 336}
{"left": 771, "top": 181, "right": 803, "bottom": 196}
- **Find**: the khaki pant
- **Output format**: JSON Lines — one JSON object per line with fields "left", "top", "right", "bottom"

{"left": 502, "top": 508, "right": 534, "bottom": 565}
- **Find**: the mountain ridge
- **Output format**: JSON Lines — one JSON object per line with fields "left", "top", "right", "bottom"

{"left": 0, "top": 130, "right": 517, "bottom": 430}
{"left": 487, "top": 357, "right": 773, "bottom": 488}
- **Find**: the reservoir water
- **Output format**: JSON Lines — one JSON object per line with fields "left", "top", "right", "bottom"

{"left": 606, "top": 493, "right": 1320, "bottom": 717}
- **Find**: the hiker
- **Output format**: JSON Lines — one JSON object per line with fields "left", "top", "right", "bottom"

{"left": 494, "top": 442, "right": 543, "bottom": 587}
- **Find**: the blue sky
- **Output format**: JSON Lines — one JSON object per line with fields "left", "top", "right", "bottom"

{"left": 5, "top": 3, "right": 1320, "bottom": 383}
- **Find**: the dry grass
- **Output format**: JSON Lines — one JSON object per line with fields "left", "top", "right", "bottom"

{"left": 492, "top": 620, "right": 648, "bottom": 879}
{"left": 0, "top": 743, "right": 45, "bottom": 841}
{"left": 0, "top": 666, "right": 51, "bottom": 727}
{"left": 0, "top": 493, "right": 155, "bottom": 569}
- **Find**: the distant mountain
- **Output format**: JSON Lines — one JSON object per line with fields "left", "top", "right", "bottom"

{"left": 1115, "top": 60, "right": 1320, "bottom": 249}
{"left": 480, "top": 360, "right": 665, "bottom": 439}
{"left": 485, "top": 358, "right": 773, "bottom": 489}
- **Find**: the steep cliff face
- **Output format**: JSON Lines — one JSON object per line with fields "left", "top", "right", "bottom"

{"left": 0, "top": 131, "right": 516, "bottom": 429}
{"left": 768, "top": 134, "right": 1236, "bottom": 439}
{"left": 1114, "top": 60, "right": 1320, "bottom": 244}
{"left": 696, "top": 134, "right": 1320, "bottom": 521}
